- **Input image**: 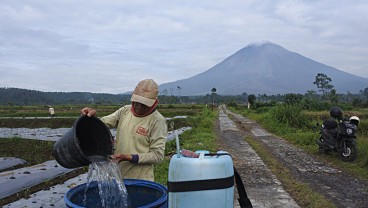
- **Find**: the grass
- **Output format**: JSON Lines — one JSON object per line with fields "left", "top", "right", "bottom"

{"left": 0, "top": 104, "right": 121, "bottom": 117}
{"left": 0, "top": 118, "right": 76, "bottom": 128}
{"left": 0, "top": 138, "right": 55, "bottom": 165}
{"left": 231, "top": 105, "right": 368, "bottom": 180}
{"left": 0, "top": 104, "right": 204, "bottom": 129}
{"left": 0, "top": 104, "right": 205, "bottom": 118}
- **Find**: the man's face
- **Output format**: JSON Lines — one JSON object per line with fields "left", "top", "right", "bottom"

{"left": 133, "top": 102, "right": 150, "bottom": 115}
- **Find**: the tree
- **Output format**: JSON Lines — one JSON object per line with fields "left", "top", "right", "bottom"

{"left": 160, "top": 89, "right": 168, "bottom": 104}
{"left": 313, "top": 73, "right": 334, "bottom": 96}
{"left": 352, "top": 97, "right": 363, "bottom": 107}
{"left": 248, "top": 94, "right": 256, "bottom": 107}
{"left": 284, "top": 93, "right": 303, "bottom": 105}
{"left": 177, "top": 86, "right": 182, "bottom": 103}
{"left": 177, "top": 86, "right": 181, "bottom": 97}
{"left": 211, "top": 88, "right": 217, "bottom": 105}
{"left": 305, "top": 90, "right": 317, "bottom": 100}
{"left": 241, "top": 92, "right": 248, "bottom": 103}
{"left": 362, "top": 87, "right": 368, "bottom": 101}
{"left": 329, "top": 89, "right": 338, "bottom": 104}
{"left": 161, "top": 89, "right": 168, "bottom": 96}
{"left": 170, "top": 88, "right": 174, "bottom": 96}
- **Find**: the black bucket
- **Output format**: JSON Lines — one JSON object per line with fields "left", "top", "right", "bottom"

{"left": 53, "top": 115, "right": 113, "bottom": 168}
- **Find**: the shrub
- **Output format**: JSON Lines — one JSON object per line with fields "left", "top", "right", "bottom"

{"left": 269, "top": 104, "right": 309, "bottom": 128}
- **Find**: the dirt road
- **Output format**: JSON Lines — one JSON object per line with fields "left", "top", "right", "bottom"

{"left": 217, "top": 105, "right": 368, "bottom": 208}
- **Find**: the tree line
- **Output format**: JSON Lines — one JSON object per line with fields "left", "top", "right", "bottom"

{"left": 0, "top": 88, "right": 131, "bottom": 105}
{"left": 242, "top": 73, "right": 368, "bottom": 111}
{"left": 1, "top": 73, "right": 367, "bottom": 109}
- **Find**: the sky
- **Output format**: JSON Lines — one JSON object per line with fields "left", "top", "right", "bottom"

{"left": 0, "top": 0, "right": 367, "bottom": 94}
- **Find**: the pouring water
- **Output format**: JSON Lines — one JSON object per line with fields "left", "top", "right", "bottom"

{"left": 83, "top": 155, "right": 129, "bottom": 208}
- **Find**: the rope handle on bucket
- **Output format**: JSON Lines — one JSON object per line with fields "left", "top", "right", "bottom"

{"left": 234, "top": 166, "right": 253, "bottom": 208}
{"left": 210, "top": 153, "right": 253, "bottom": 208}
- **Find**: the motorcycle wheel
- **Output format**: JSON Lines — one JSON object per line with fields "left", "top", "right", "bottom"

{"left": 317, "top": 137, "right": 330, "bottom": 154}
{"left": 318, "top": 145, "right": 330, "bottom": 154}
{"left": 340, "top": 141, "right": 357, "bottom": 162}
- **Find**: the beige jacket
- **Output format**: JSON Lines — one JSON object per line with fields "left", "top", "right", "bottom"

{"left": 101, "top": 105, "right": 167, "bottom": 181}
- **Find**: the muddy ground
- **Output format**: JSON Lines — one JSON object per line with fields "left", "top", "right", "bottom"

{"left": 218, "top": 106, "right": 368, "bottom": 208}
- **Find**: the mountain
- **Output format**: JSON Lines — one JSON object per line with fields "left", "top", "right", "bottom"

{"left": 159, "top": 42, "right": 368, "bottom": 95}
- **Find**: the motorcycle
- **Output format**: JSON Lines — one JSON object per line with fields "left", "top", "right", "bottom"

{"left": 316, "top": 107, "right": 359, "bottom": 162}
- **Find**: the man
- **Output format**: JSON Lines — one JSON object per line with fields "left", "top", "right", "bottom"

{"left": 81, "top": 79, "right": 167, "bottom": 181}
{"left": 48, "top": 106, "right": 55, "bottom": 117}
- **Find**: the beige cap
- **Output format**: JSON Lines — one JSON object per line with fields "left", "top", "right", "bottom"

{"left": 130, "top": 79, "right": 158, "bottom": 107}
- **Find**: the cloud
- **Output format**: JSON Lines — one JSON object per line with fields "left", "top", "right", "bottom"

{"left": 0, "top": 0, "right": 367, "bottom": 93}
{"left": 0, "top": 27, "right": 90, "bottom": 59}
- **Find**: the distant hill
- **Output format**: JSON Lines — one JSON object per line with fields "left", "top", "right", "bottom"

{"left": 160, "top": 42, "right": 368, "bottom": 95}
{"left": 0, "top": 88, "right": 130, "bottom": 105}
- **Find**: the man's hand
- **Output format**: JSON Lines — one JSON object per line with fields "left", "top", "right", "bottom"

{"left": 110, "top": 154, "right": 133, "bottom": 163}
{"left": 80, "top": 107, "right": 97, "bottom": 117}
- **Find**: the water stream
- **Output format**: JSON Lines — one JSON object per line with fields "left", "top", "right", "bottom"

{"left": 83, "top": 156, "right": 129, "bottom": 208}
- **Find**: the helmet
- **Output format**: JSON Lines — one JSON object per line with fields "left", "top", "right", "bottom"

{"left": 349, "top": 116, "right": 360, "bottom": 126}
{"left": 330, "top": 106, "right": 343, "bottom": 119}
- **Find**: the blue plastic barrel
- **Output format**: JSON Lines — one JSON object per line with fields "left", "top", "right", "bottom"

{"left": 65, "top": 179, "right": 168, "bottom": 208}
